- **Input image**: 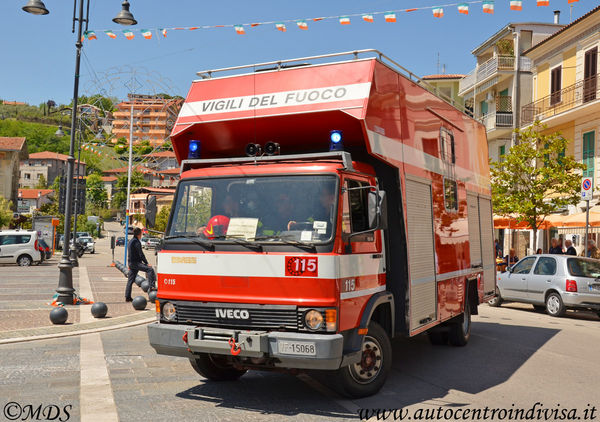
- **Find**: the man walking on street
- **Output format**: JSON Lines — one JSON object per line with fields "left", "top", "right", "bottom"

{"left": 549, "top": 238, "right": 563, "bottom": 254}
{"left": 125, "top": 227, "right": 156, "bottom": 302}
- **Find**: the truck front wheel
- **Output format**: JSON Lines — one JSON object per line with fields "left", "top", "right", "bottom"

{"left": 332, "top": 321, "right": 392, "bottom": 398}
{"left": 189, "top": 353, "right": 247, "bottom": 381}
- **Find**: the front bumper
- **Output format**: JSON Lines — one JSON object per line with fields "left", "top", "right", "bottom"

{"left": 562, "top": 292, "right": 600, "bottom": 310}
{"left": 147, "top": 323, "right": 354, "bottom": 370}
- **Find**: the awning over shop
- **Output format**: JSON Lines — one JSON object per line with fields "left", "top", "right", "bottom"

{"left": 493, "top": 214, "right": 563, "bottom": 230}
{"left": 495, "top": 207, "right": 600, "bottom": 233}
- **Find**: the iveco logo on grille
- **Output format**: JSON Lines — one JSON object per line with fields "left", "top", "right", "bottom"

{"left": 215, "top": 309, "right": 250, "bottom": 319}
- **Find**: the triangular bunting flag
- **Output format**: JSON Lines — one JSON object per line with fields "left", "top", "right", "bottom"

{"left": 123, "top": 29, "right": 134, "bottom": 40}
{"left": 458, "top": 3, "right": 469, "bottom": 14}
{"left": 251, "top": 23, "right": 261, "bottom": 27}
{"left": 313, "top": 17, "right": 324, "bottom": 22}
{"left": 339, "top": 16, "right": 351, "bottom": 25}
{"left": 189, "top": 27, "right": 199, "bottom": 30}
{"left": 296, "top": 20, "right": 308, "bottom": 30}
{"left": 537, "top": 0, "right": 549, "bottom": 5}
{"left": 159, "top": 28, "right": 167, "bottom": 37}
{"left": 275, "top": 22, "right": 286, "bottom": 32}
{"left": 405, "top": 8, "right": 418, "bottom": 12}
{"left": 104, "top": 30, "right": 117, "bottom": 39}
{"left": 510, "top": 0, "right": 523, "bottom": 10}
{"left": 384, "top": 13, "right": 397, "bottom": 22}
{"left": 433, "top": 7, "right": 444, "bottom": 17}
{"left": 567, "top": 0, "right": 578, "bottom": 3}
{"left": 483, "top": 1, "right": 495, "bottom": 13}
{"left": 141, "top": 29, "right": 152, "bottom": 39}
{"left": 234, "top": 25, "right": 245, "bottom": 34}
{"left": 362, "top": 14, "right": 374, "bottom": 23}
{"left": 84, "top": 30, "right": 97, "bottom": 40}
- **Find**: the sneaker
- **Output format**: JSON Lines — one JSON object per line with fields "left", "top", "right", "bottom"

{"left": 125, "top": 298, "right": 133, "bottom": 302}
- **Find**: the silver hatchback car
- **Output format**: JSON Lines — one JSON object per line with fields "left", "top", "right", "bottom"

{"left": 491, "top": 254, "right": 600, "bottom": 318}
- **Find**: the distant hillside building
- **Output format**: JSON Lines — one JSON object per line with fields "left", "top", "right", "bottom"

{"left": 0, "top": 137, "right": 28, "bottom": 208}
{"left": 17, "top": 188, "right": 53, "bottom": 214}
{"left": 20, "top": 151, "right": 86, "bottom": 188}
{"left": 143, "top": 150, "right": 177, "bottom": 171}
{"left": 112, "top": 94, "right": 183, "bottom": 147}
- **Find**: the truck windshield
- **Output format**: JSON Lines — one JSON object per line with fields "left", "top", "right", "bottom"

{"left": 168, "top": 175, "right": 338, "bottom": 244}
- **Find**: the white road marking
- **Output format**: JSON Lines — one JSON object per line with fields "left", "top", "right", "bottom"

{"left": 78, "top": 267, "right": 94, "bottom": 324}
{"left": 80, "top": 333, "right": 119, "bottom": 422}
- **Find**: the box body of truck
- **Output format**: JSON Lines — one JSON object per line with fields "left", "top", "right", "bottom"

{"left": 147, "top": 50, "right": 495, "bottom": 397}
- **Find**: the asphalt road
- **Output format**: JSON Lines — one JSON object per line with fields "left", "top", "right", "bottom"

{"left": 1, "top": 300, "right": 598, "bottom": 421}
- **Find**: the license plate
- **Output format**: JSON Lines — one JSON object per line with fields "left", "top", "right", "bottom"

{"left": 589, "top": 284, "right": 600, "bottom": 292}
{"left": 277, "top": 341, "right": 316, "bottom": 356}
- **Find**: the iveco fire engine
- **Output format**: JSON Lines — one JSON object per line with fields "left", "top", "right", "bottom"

{"left": 146, "top": 50, "right": 495, "bottom": 398}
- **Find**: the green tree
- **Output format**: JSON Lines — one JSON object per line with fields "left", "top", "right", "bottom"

{"left": 35, "top": 174, "right": 47, "bottom": 189}
{"left": 0, "top": 195, "right": 13, "bottom": 229}
{"left": 86, "top": 173, "right": 108, "bottom": 210}
{"left": 490, "top": 122, "right": 586, "bottom": 251}
{"left": 154, "top": 204, "right": 171, "bottom": 233}
{"left": 111, "top": 171, "right": 149, "bottom": 209}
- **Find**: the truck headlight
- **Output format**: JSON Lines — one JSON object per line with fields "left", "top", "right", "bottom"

{"left": 162, "top": 302, "right": 176, "bottom": 321}
{"left": 304, "top": 309, "right": 323, "bottom": 330}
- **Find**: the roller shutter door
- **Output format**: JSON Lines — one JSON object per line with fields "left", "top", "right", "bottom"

{"left": 478, "top": 197, "right": 496, "bottom": 295}
{"left": 467, "top": 193, "right": 482, "bottom": 267}
{"left": 405, "top": 179, "right": 437, "bottom": 331}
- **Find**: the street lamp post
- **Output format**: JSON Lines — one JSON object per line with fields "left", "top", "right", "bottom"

{"left": 23, "top": 0, "right": 137, "bottom": 305}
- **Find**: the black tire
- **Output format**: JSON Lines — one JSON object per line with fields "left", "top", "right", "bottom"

{"left": 488, "top": 288, "right": 503, "bottom": 307}
{"left": 17, "top": 255, "right": 33, "bottom": 267}
{"left": 448, "top": 301, "right": 471, "bottom": 347}
{"left": 545, "top": 292, "right": 565, "bottom": 317}
{"left": 189, "top": 354, "right": 246, "bottom": 381}
{"left": 427, "top": 330, "right": 448, "bottom": 345}
{"left": 532, "top": 305, "right": 546, "bottom": 313}
{"left": 330, "top": 321, "right": 392, "bottom": 398}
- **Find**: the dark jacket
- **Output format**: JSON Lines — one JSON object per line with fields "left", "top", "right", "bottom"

{"left": 565, "top": 246, "right": 577, "bottom": 256}
{"left": 128, "top": 237, "right": 147, "bottom": 269}
{"left": 549, "top": 246, "right": 564, "bottom": 254}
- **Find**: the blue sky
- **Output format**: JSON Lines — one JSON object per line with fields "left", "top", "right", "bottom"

{"left": 0, "top": 0, "right": 595, "bottom": 105}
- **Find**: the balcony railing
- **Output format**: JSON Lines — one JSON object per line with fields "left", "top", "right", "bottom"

{"left": 480, "top": 111, "right": 513, "bottom": 131}
{"left": 521, "top": 75, "right": 599, "bottom": 125}
{"left": 459, "top": 56, "right": 532, "bottom": 95}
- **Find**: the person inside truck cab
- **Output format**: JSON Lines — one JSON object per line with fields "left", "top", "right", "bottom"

{"left": 195, "top": 194, "right": 239, "bottom": 238}
{"left": 287, "top": 187, "right": 336, "bottom": 233}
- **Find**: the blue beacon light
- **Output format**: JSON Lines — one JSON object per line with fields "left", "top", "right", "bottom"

{"left": 188, "top": 140, "right": 201, "bottom": 159}
{"left": 329, "top": 130, "right": 343, "bottom": 151}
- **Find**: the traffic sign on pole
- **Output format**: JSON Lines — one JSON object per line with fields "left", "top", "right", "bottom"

{"left": 581, "top": 177, "right": 593, "bottom": 201}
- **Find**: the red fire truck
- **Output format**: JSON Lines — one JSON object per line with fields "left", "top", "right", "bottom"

{"left": 147, "top": 50, "right": 495, "bottom": 398}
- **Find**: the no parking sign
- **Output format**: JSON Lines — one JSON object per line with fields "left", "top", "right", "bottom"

{"left": 581, "top": 177, "right": 593, "bottom": 201}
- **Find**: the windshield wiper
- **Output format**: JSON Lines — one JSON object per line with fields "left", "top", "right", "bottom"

{"left": 164, "top": 234, "right": 214, "bottom": 250}
{"left": 211, "top": 235, "right": 263, "bottom": 251}
{"left": 252, "top": 235, "right": 316, "bottom": 251}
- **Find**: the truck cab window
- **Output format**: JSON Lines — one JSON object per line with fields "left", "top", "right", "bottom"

{"left": 342, "top": 179, "right": 374, "bottom": 243}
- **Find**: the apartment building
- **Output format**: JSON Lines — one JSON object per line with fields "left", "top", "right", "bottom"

{"left": 0, "top": 137, "right": 28, "bottom": 207}
{"left": 111, "top": 94, "right": 183, "bottom": 147}
{"left": 521, "top": 5, "right": 600, "bottom": 234}
{"left": 19, "top": 151, "right": 86, "bottom": 188}
{"left": 459, "top": 20, "right": 563, "bottom": 162}
{"left": 421, "top": 74, "right": 466, "bottom": 110}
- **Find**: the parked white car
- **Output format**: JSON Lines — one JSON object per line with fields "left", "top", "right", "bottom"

{"left": 77, "top": 236, "right": 95, "bottom": 254}
{"left": 0, "top": 230, "right": 43, "bottom": 266}
{"left": 491, "top": 254, "right": 600, "bottom": 318}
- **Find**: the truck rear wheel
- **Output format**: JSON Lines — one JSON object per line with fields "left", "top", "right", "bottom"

{"left": 332, "top": 321, "right": 392, "bottom": 398}
{"left": 448, "top": 300, "right": 471, "bottom": 347}
{"left": 189, "top": 353, "right": 247, "bottom": 381}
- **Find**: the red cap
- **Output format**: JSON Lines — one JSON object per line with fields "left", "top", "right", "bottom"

{"left": 203, "top": 215, "right": 230, "bottom": 239}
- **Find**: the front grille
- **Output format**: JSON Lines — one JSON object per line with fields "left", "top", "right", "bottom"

{"left": 175, "top": 302, "right": 298, "bottom": 330}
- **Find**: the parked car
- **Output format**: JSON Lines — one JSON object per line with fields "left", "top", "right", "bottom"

{"left": 145, "top": 237, "right": 161, "bottom": 249}
{"left": 116, "top": 236, "right": 125, "bottom": 246}
{"left": 57, "top": 234, "right": 64, "bottom": 250}
{"left": 77, "top": 236, "right": 95, "bottom": 254}
{"left": 76, "top": 232, "right": 90, "bottom": 239}
{"left": 0, "top": 230, "right": 43, "bottom": 266}
{"left": 491, "top": 254, "right": 600, "bottom": 318}
{"left": 38, "top": 239, "right": 52, "bottom": 260}
{"left": 140, "top": 237, "right": 148, "bottom": 249}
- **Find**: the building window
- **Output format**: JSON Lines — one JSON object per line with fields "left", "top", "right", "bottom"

{"left": 480, "top": 100, "right": 488, "bottom": 116}
{"left": 583, "top": 131, "right": 595, "bottom": 178}
{"left": 440, "top": 128, "right": 455, "bottom": 163}
{"left": 36, "top": 174, "right": 41, "bottom": 179}
{"left": 499, "top": 145, "right": 506, "bottom": 162}
{"left": 24, "top": 173, "right": 31, "bottom": 179}
{"left": 550, "top": 66, "right": 562, "bottom": 105}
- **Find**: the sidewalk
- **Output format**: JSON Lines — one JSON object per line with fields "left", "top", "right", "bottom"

{"left": 0, "top": 223, "right": 155, "bottom": 343}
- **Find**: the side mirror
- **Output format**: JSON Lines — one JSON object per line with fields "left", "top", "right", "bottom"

{"left": 145, "top": 195, "right": 157, "bottom": 229}
{"left": 367, "top": 189, "right": 387, "bottom": 230}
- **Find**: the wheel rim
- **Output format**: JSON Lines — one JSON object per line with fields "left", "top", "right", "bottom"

{"left": 19, "top": 257, "right": 30, "bottom": 266}
{"left": 547, "top": 295, "right": 560, "bottom": 314}
{"left": 349, "top": 336, "right": 383, "bottom": 385}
